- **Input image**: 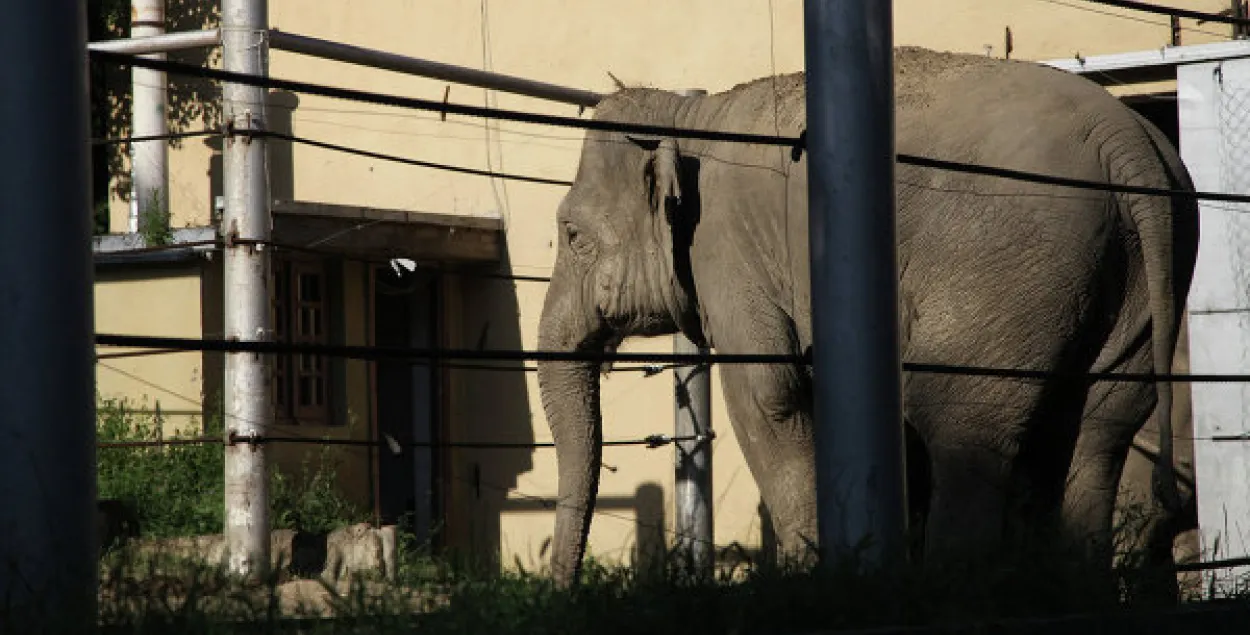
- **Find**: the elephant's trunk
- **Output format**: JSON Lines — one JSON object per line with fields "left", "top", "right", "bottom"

{"left": 536, "top": 277, "right": 607, "bottom": 588}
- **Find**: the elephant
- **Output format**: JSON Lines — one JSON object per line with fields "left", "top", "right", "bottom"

{"left": 534, "top": 46, "right": 1200, "bottom": 588}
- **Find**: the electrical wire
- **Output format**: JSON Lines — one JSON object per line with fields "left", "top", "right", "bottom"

{"left": 91, "top": 128, "right": 222, "bottom": 146}
{"left": 91, "top": 50, "right": 803, "bottom": 150}
{"left": 257, "top": 130, "right": 573, "bottom": 187}
{"left": 94, "top": 50, "right": 1250, "bottom": 205}
{"left": 95, "top": 332, "right": 1250, "bottom": 384}
{"left": 95, "top": 333, "right": 803, "bottom": 366}
{"left": 1030, "top": 0, "right": 1230, "bottom": 38}
{"left": 1081, "top": 0, "right": 1250, "bottom": 26}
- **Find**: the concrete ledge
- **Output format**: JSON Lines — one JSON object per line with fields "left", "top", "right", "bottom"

{"left": 272, "top": 199, "right": 504, "bottom": 264}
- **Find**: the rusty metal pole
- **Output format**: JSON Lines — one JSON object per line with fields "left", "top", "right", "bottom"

{"left": 0, "top": 0, "right": 97, "bottom": 629}
{"left": 221, "top": 0, "right": 273, "bottom": 579}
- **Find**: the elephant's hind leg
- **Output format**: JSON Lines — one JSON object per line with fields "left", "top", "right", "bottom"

{"left": 710, "top": 304, "right": 817, "bottom": 569}
{"left": 907, "top": 372, "right": 1050, "bottom": 571}
{"left": 1063, "top": 345, "right": 1155, "bottom": 572}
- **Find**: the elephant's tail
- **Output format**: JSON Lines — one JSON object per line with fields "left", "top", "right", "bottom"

{"left": 1120, "top": 115, "right": 1200, "bottom": 518}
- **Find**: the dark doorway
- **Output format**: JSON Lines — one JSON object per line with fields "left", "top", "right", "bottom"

{"left": 373, "top": 265, "right": 441, "bottom": 545}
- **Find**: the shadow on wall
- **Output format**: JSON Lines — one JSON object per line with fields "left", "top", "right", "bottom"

{"left": 443, "top": 242, "right": 539, "bottom": 571}
{"left": 496, "top": 483, "right": 668, "bottom": 574}
{"left": 89, "top": 0, "right": 222, "bottom": 219}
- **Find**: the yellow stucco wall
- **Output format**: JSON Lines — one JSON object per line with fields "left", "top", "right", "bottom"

{"left": 97, "top": 0, "right": 1229, "bottom": 571}
{"left": 94, "top": 267, "right": 209, "bottom": 436}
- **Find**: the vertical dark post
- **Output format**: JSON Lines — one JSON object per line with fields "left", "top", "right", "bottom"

{"left": 0, "top": 0, "right": 98, "bottom": 630}
{"left": 803, "top": 0, "right": 908, "bottom": 570}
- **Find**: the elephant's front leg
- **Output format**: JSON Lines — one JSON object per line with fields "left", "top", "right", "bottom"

{"left": 714, "top": 322, "right": 818, "bottom": 567}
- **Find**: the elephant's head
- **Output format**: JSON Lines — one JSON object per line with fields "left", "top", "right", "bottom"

{"left": 536, "top": 92, "right": 703, "bottom": 587}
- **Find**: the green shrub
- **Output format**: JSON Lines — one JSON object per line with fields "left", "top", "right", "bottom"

{"left": 96, "top": 395, "right": 367, "bottom": 539}
{"left": 97, "top": 395, "right": 224, "bottom": 538}
{"left": 270, "top": 444, "right": 371, "bottom": 535}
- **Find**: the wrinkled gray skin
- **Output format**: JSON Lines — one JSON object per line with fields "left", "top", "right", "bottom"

{"left": 536, "top": 47, "right": 1200, "bottom": 587}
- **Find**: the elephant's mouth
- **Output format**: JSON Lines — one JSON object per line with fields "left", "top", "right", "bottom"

{"left": 597, "top": 329, "right": 627, "bottom": 376}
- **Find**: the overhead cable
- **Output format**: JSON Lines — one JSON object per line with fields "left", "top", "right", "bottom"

{"left": 257, "top": 130, "right": 574, "bottom": 187}
{"left": 94, "top": 333, "right": 1250, "bottom": 383}
{"left": 95, "top": 333, "right": 803, "bottom": 366}
{"left": 90, "top": 50, "right": 804, "bottom": 150}
{"left": 97, "top": 431, "right": 711, "bottom": 450}
{"left": 1080, "top": 0, "right": 1250, "bottom": 26}
{"left": 91, "top": 50, "right": 1250, "bottom": 206}
{"left": 91, "top": 128, "right": 221, "bottom": 146}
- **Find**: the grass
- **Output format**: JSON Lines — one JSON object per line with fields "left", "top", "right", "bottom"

{"left": 54, "top": 397, "right": 1250, "bottom": 633}
{"left": 72, "top": 536, "right": 1250, "bottom": 635}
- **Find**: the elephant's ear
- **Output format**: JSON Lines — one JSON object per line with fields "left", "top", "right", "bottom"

{"left": 629, "top": 135, "right": 683, "bottom": 218}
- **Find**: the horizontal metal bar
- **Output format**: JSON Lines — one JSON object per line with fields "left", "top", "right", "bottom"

{"left": 1041, "top": 39, "right": 1250, "bottom": 77}
{"left": 87, "top": 28, "right": 220, "bottom": 55}
{"left": 268, "top": 29, "right": 604, "bottom": 108}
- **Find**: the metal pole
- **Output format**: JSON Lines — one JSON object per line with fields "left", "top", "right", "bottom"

{"left": 88, "top": 28, "right": 221, "bottom": 55}
{"left": 221, "top": 0, "right": 272, "bottom": 579}
{"left": 268, "top": 29, "right": 605, "bottom": 109}
{"left": 673, "top": 336, "right": 714, "bottom": 576}
{"left": 803, "top": 0, "right": 907, "bottom": 569}
{"left": 129, "top": 0, "right": 168, "bottom": 235}
{"left": 672, "top": 86, "right": 714, "bottom": 579}
{"left": 0, "top": 0, "right": 97, "bottom": 630}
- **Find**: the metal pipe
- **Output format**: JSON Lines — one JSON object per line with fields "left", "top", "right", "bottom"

{"left": 672, "top": 87, "right": 714, "bottom": 579}
{"left": 221, "top": 0, "right": 273, "bottom": 580}
{"left": 129, "top": 0, "right": 169, "bottom": 235}
{"left": 673, "top": 336, "right": 714, "bottom": 575}
{"left": 803, "top": 0, "right": 908, "bottom": 569}
{"left": 88, "top": 28, "right": 221, "bottom": 55}
{"left": 0, "top": 0, "right": 97, "bottom": 629}
{"left": 268, "top": 29, "right": 605, "bottom": 108}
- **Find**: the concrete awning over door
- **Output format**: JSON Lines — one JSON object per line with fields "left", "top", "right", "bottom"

{"left": 271, "top": 199, "right": 503, "bottom": 265}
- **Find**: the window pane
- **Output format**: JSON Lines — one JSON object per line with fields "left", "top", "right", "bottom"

{"left": 314, "top": 379, "right": 324, "bottom": 406}
{"left": 299, "top": 273, "right": 322, "bottom": 303}
{"left": 299, "top": 376, "right": 312, "bottom": 406}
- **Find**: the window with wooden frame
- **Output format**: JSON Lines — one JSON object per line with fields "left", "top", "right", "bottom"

{"left": 272, "top": 255, "right": 334, "bottom": 425}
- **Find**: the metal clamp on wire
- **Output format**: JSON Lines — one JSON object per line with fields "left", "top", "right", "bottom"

{"left": 644, "top": 433, "right": 672, "bottom": 449}
{"left": 227, "top": 431, "right": 264, "bottom": 446}
{"left": 791, "top": 129, "right": 807, "bottom": 162}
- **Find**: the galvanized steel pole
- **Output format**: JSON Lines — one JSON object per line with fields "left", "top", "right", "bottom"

{"left": 221, "top": 0, "right": 273, "bottom": 579}
{"left": 129, "top": 0, "right": 169, "bottom": 234}
{"left": 672, "top": 87, "right": 715, "bottom": 579}
{"left": 0, "top": 0, "right": 97, "bottom": 630}
{"left": 803, "top": 0, "right": 908, "bottom": 569}
{"left": 673, "top": 336, "right": 714, "bottom": 576}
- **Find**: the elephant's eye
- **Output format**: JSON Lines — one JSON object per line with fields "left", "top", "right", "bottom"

{"left": 565, "top": 222, "right": 593, "bottom": 256}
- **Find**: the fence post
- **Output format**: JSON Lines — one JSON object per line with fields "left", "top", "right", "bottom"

{"left": 803, "top": 0, "right": 908, "bottom": 569}
{"left": 221, "top": 0, "right": 273, "bottom": 579}
{"left": 0, "top": 1, "right": 97, "bottom": 629}
{"left": 129, "top": 0, "right": 169, "bottom": 235}
{"left": 672, "top": 87, "right": 715, "bottom": 578}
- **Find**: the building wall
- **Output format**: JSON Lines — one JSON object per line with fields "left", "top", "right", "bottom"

{"left": 94, "top": 265, "right": 210, "bottom": 436}
{"left": 98, "top": 0, "right": 1233, "bottom": 570}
